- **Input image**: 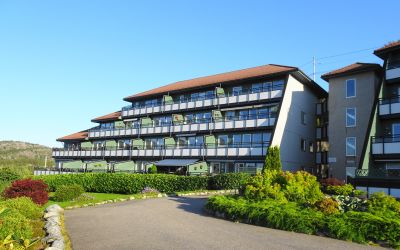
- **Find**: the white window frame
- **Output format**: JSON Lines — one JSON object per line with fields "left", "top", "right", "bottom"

{"left": 346, "top": 79, "right": 356, "bottom": 98}
{"left": 301, "top": 138, "right": 306, "bottom": 152}
{"left": 346, "top": 137, "right": 356, "bottom": 156}
{"left": 346, "top": 107, "right": 356, "bottom": 127}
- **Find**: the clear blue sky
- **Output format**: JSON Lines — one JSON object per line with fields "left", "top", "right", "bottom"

{"left": 0, "top": 1, "right": 399, "bottom": 147}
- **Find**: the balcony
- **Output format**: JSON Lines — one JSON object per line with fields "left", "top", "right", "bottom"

{"left": 355, "top": 168, "right": 400, "bottom": 179}
{"left": 52, "top": 142, "right": 269, "bottom": 159}
{"left": 316, "top": 151, "right": 328, "bottom": 164}
{"left": 88, "top": 114, "right": 276, "bottom": 139}
{"left": 121, "top": 85, "right": 283, "bottom": 117}
{"left": 378, "top": 96, "right": 400, "bottom": 117}
{"left": 386, "top": 60, "right": 400, "bottom": 81}
{"left": 371, "top": 136, "right": 400, "bottom": 157}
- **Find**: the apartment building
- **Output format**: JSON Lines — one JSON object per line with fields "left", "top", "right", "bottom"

{"left": 321, "top": 63, "right": 382, "bottom": 180}
{"left": 52, "top": 64, "right": 327, "bottom": 175}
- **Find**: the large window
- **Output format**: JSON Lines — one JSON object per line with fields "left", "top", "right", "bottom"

{"left": 346, "top": 79, "right": 356, "bottom": 98}
{"left": 346, "top": 108, "right": 356, "bottom": 127}
{"left": 346, "top": 137, "right": 356, "bottom": 156}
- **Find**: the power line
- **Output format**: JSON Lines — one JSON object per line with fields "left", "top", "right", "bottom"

{"left": 317, "top": 46, "right": 379, "bottom": 61}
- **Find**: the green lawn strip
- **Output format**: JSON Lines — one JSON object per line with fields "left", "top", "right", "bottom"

{"left": 45, "top": 192, "right": 134, "bottom": 208}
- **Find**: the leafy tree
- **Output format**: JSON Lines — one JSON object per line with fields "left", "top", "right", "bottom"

{"left": 263, "top": 146, "right": 282, "bottom": 173}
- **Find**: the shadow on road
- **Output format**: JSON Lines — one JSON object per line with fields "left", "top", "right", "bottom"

{"left": 169, "top": 196, "right": 211, "bottom": 217}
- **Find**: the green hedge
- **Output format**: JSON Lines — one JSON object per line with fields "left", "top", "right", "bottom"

{"left": 36, "top": 173, "right": 250, "bottom": 194}
{"left": 206, "top": 195, "right": 400, "bottom": 248}
{"left": 54, "top": 184, "right": 85, "bottom": 201}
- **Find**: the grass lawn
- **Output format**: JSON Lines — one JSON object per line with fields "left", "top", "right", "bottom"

{"left": 45, "top": 192, "right": 135, "bottom": 208}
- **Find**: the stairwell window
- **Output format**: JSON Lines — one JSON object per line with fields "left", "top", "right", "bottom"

{"left": 346, "top": 108, "right": 356, "bottom": 127}
{"left": 346, "top": 137, "right": 356, "bottom": 156}
{"left": 346, "top": 79, "right": 356, "bottom": 98}
{"left": 301, "top": 138, "right": 306, "bottom": 152}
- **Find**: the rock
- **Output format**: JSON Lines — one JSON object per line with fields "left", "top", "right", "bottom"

{"left": 47, "top": 226, "right": 62, "bottom": 237}
{"left": 47, "top": 216, "right": 61, "bottom": 225}
{"left": 46, "top": 205, "right": 64, "bottom": 213}
{"left": 45, "top": 246, "right": 63, "bottom": 250}
{"left": 44, "top": 212, "right": 59, "bottom": 219}
{"left": 157, "top": 194, "right": 162, "bottom": 198}
{"left": 129, "top": 196, "right": 135, "bottom": 200}
{"left": 51, "top": 239, "right": 65, "bottom": 249}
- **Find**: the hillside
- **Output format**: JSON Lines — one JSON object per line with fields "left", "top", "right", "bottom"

{"left": 0, "top": 141, "right": 55, "bottom": 168}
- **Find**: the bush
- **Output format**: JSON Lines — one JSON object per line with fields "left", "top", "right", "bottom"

{"left": 209, "top": 173, "right": 251, "bottom": 190}
{"left": 332, "top": 195, "right": 366, "bottom": 212}
{"left": 263, "top": 146, "right": 282, "bottom": 172}
{"left": 0, "top": 166, "right": 32, "bottom": 183}
{"left": 206, "top": 195, "right": 325, "bottom": 234}
{"left": 327, "top": 211, "right": 400, "bottom": 246}
{"left": 0, "top": 208, "right": 33, "bottom": 240}
{"left": 148, "top": 165, "right": 157, "bottom": 174}
{"left": 326, "top": 184, "right": 354, "bottom": 196}
{"left": 54, "top": 184, "right": 85, "bottom": 201}
{"left": 315, "top": 197, "right": 339, "bottom": 215}
{"left": 367, "top": 192, "right": 400, "bottom": 217}
{"left": 243, "top": 170, "right": 323, "bottom": 205}
{"left": 2, "top": 179, "right": 48, "bottom": 205}
{"left": 320, "top": 178, "right": 344, "bottom": 187}
{"left": 0, "top": 197, "right": 42, "bottom": 219}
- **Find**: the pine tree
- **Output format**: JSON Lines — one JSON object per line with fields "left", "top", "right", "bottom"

{"left": 263, "top": 146, "right": 282, "bottom": 173}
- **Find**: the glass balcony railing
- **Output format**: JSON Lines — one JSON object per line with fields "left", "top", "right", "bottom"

{"left": 371, "top": 135, "right": 400, "bottom": 155}
{"left": 88, "top": 113, "right": 276, "bottom": 138}
{"left": 121, "top": 84, "right": 284, "bottom": 116}
{"left": 378, "top": 96, "right": 400, "bottom": 116}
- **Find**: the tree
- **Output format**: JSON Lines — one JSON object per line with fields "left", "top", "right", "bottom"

{"left": 148, "top": 164, "right": 157, "bottom": 174}
{"left": 263, "top": 146, "right": 282, "bottom": 173}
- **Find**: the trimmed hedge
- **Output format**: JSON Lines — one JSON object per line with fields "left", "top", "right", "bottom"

{"left": 206, "top": 195, "right": 400, "bottom": 248}
{"left": 36, "top": 173, "right": 250, "bottom": 194}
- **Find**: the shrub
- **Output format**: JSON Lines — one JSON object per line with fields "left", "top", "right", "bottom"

{"left": 209, "top": 173, "right": 251, "bottom": 190}
{"left": 315, "top": 197, "right": 339, "bottom": 215}
{"left": 37, "top": 173, "right": 210, "bottom": 194}
{"left": 327, "top": 211, "right": 400, "bottom": 246}
{"left": 141, "top": 187, "right": 159, "bottom": 195}
{"left": 0, "top": 197, "right": 42, "bottom": 219}
{"left": 73, "top": 193, "right": 95, "bottom": 202}
{"left": 332, "top": 195, "right": 366, "bottom": 212}
{"left": 2, "top": 179, "right": 48, "bottom": 205}
{"left": 54, "top": 184, "right": 85, "bottom": 201}
{"left": 206, "top": 195, "right": 325, "bottom": 235}
{"left": 263, "top": 146, "right": 282, "bottom": 172}
{"left": 0, "top": 208, "right": 33, "bottom": 240}
{"left": 320, "top": 178, "right": 344, "bottom": 187}
{"left": 282, "top": 171, "right": 323, "bottom": 205}
{"left": 148, "top": 165, "right": 157, "bottom": 174}
{"left": 367, "top": 192, "right": 400, "bottom": 217}
{"left": 326, "top": 184, "right": 354, "bottom": 196}
{"left": 243, "top": 171, "right": 287, "bottom": 202}
{"left": 0, "top": 166, "right": 32, "bottom": 183}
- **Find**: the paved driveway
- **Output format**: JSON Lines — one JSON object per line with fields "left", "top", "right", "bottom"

{"left": 65, "top": 197, "right": 380, "bottom": 250}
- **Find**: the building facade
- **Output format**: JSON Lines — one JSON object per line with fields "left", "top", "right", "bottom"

{"left": 52, "top": 64, "right": 326, "bottom": 175}
{"left": 321, "top": 63, "right": 382, "bottom": 180}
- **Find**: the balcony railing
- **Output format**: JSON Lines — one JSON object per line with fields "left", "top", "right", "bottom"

{"left": 121, "top": 84, "right": 284, "bottom": 117}
{"left": 356, "top": 168, "right": 400, "bottom": 179}
{"left": 378, "top": 96, "right": 400, "bottom": 116}
{"left": 371, "top": 135, "right": 400, "bottom": 155}
{"left": 53, "top": 142, "right": 270, "bottom": 158}
{"left": 88, "top": 114, "right": 276, "bottom": 139}
{"left": 386, "top": 60, "right": 400, "bottom": 81}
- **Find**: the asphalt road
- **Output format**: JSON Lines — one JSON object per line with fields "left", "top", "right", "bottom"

{"left": 65, "top": 197, "right": 380, "bottom": 250}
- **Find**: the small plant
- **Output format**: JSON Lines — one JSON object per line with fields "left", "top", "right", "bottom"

{"left": 315, "top": 197, "right": 339, "bottom": 215}
{"left": 0, "top": 197, "right": 42, "bottom": 220}
{"left": 320, "top": 178, "right": 344, "bottom": 187}
{"left": 263, "top": 146, "right": 282, "bottom": 172}
{"left": 0, "top": 208, "right": 33, "bottom": 240}
{"left": 2, "top": 179, "right": 48, "bottom": 205}
{"left": 326, "top": 184, "right": 354, "bottom": 196}
{"left": 54, "top": 184, "right": 85, "bottom": 201}
{"left": 148, "top": 164, "right": 157, "bottom": 174}
{"left": 73, "top": 193, "right": 96, "bottom": 202}
{"left": 141, "top": 187, "right": 159, "bottom": 195}
{"left": 333, "top": 195, "right": 367, "bottom": 212}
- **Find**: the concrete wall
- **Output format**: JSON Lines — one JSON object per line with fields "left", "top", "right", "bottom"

{"left": 271, "top": 75, "right": 318, "bottom": 171}
{"left": 328, "top": 71, "right": 380, "bottom": 180}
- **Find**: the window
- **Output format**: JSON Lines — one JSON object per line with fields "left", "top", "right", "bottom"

{"left": 346, "top": 108, "right": 356, "bottom": 127}
{"left": 242, "top": 134, "right": 252, "bottom": 146}
{"left": 346, "top": 137, "right": 356, "bottom": 156}
{"left": 301, "top": 138, "right": 306, "bottom": 152}
{"left": 232, "top": 86, "right": 242, "bottom": 96}
{"left": 346, "top": 79, "right": 356, "bottom": 98}
{"left": 218, "top": 135, "right": 228, "bottom": 147}
{"left": 301, "top": 111, "right": 306, "bottom": 125}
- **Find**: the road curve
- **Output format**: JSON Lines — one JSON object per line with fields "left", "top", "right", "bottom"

{"left": 65, "top": 196, "right": 380, "bottom": 250}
